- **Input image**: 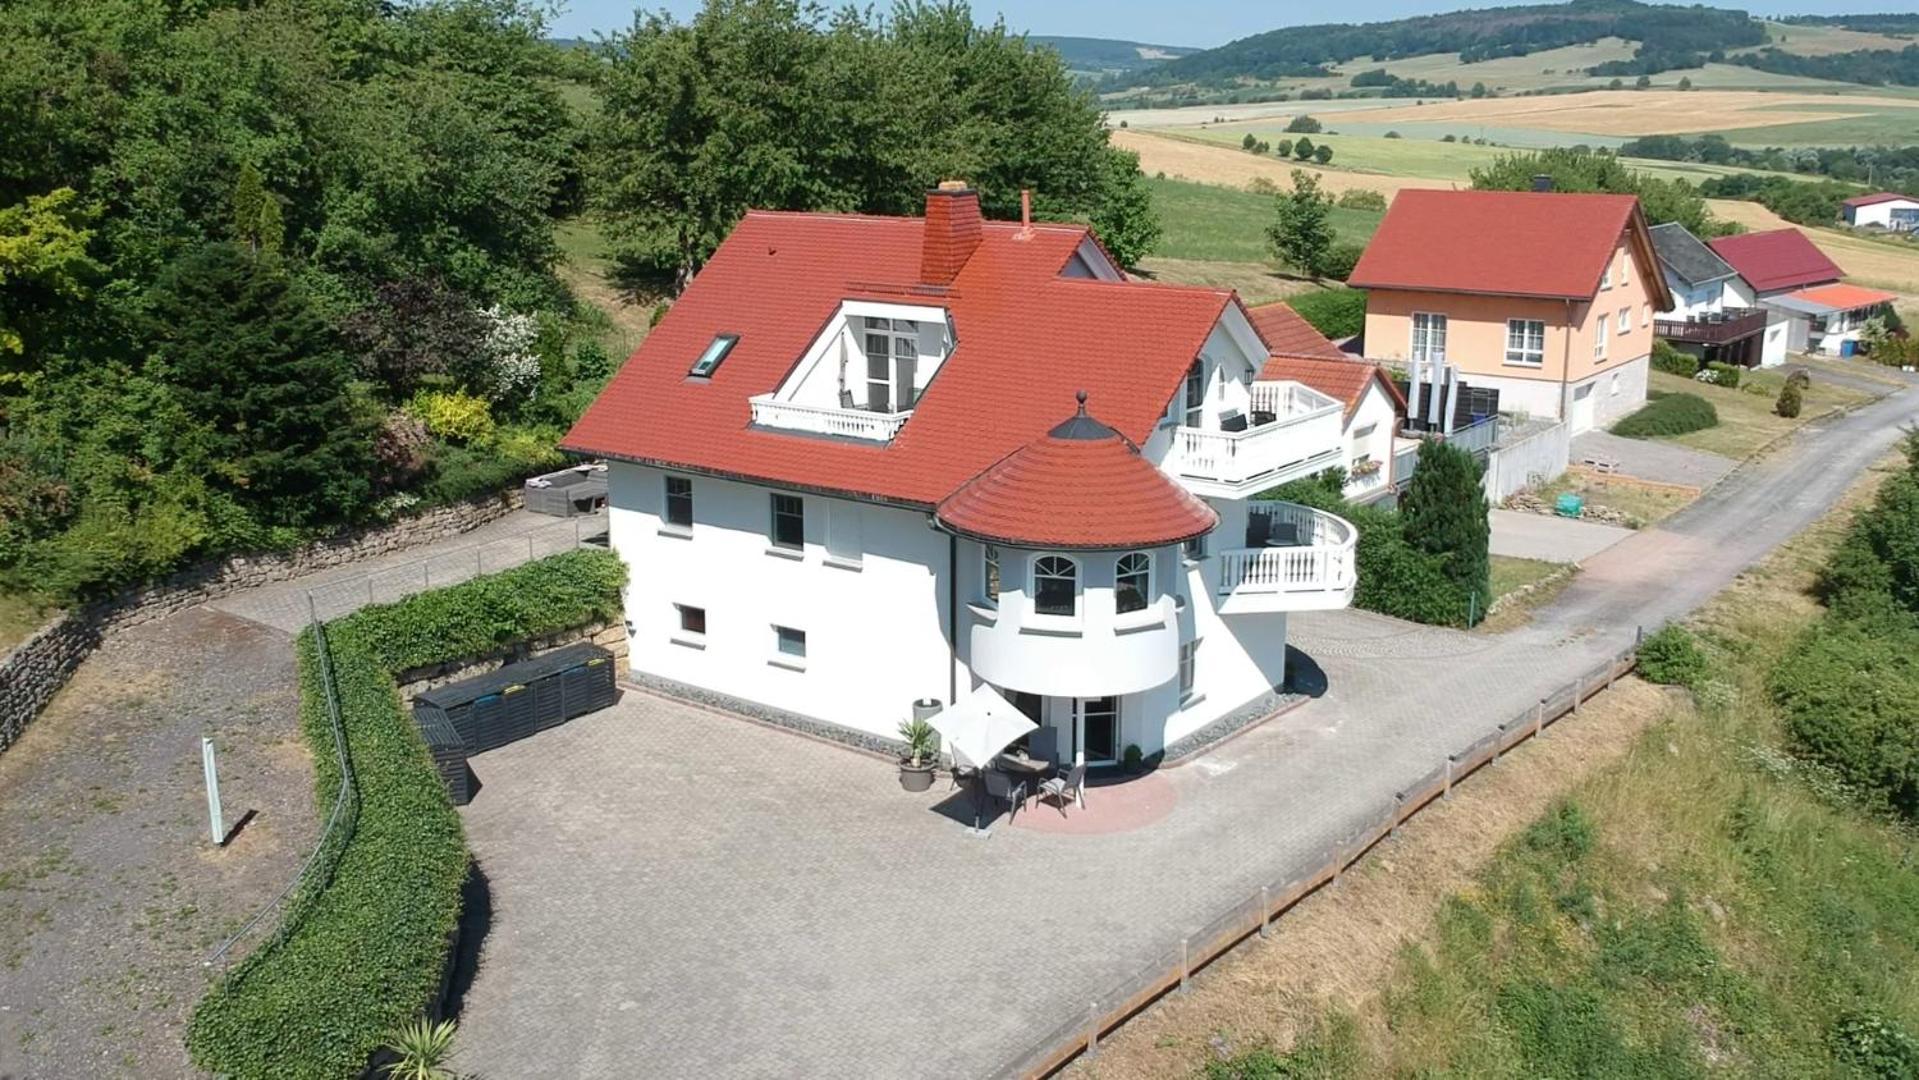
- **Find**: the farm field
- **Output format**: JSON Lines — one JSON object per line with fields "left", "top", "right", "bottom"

{"left": 1146, "top": 176, "right": 1382, "bottom": 262}
{"left": 1738, "top": 19, "right": 1917, "bottom": 56}
{"left": 1117, "top": 129, "right": 1455, "bottom": 198}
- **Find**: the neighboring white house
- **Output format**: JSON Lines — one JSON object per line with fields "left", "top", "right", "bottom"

{"left": 1648, "top": 221, "right": 1777, "bottom": 368}
{"left": 1246, "top": 302, "right": 1408, "bottom": 503}
{"left": 562, "top": 183, "right": 1357, "bottom": 764}
{"left": 1709, "top": 228, "right": 1897, "bottom": 359}
{"left": 1842, "top": 192, "right": 1919, "bottom": 232}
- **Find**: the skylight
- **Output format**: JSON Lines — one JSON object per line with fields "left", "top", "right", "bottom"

{"left": 689, "top": 334, "right": 738, "bottom": 378}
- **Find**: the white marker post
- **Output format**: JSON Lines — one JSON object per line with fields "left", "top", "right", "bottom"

{"left": 202, "top": 737, "right": 225, "bottom": 847}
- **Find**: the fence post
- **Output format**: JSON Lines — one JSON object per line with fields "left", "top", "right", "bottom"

{"left": 1573, "top": 675, "right": 1584, "bottom": 713}
{"left": 1086, "top": 1002, "right": 1101, "bottom": 1058}
{"left": 1608, "top": 654, "right": 1620, "bottom": 690}
{"left": 475, "top": 547, "right": 483, "bottom": 578}
{"left": 422, "top": 561, "right": 430, "bottom": 591}
{"left": 1492, "top": 724, "right": 1505, "bottom": 764}
{"left": 1443, "top": 754, "right": 1456, "bottom": 800}
{"left": 1179, "top": 937, "right": 1190, "bottom": 994}
{"left": 1390, "top": 792, "right": 1405, "bottom": 839}
{"left": 1258, "top": 886, "right": 1271, "bottom": 938}
{"left": 1535, "top": 699, "right": 1546, "bottom": 739}
{"left": 527, "top": 532, "right": 535, "bottom": 563}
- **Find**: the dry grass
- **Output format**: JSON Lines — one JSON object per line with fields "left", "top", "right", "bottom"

{"left": 1071, "top": 677, "right": 1679, "bottom": 1079}
{"left": 1540, "top": 469, "right": 1701, "bottom": 528}
{"left": 1477, "top": 557, "right": 1578, "bottom": 635}
{"left": 1133, "top": 258, "right": 1321, "bottom": 305}
{"left": 1114, "top": 130, "right": 1457, "bottom": 199}
{"left": 1344, "top": 89, "right": 1918, "bottom": 138}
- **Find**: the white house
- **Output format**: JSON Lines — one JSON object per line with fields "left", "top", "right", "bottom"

{"left": 1708, "top": 228, "right": 1897, "bottom": 359}
{"left": 562, "top": 183, "right": 1357, "bottom": 764}
{"left": 1648, "top": 221, "right": 1777, "bottom": 368}
{"left": 1842, "top": 192, "right": 1919, "bottom": 232}
{"left": 1247, "top": 302, "right": 1407, "bottom": 503}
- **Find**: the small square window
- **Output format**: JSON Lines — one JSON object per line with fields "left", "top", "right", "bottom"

{"left": 770, "top": 494, "right": 804, "bottom": 550}
{"left": 689, "top": 334, "right": 738, "bottom": 378}
{"left": 677, "top": 604, "right": 706, "bottom": 636}
{"left": 774, "top": 625, "right": 806, "bottom": 658}
{"left": 1617, "top": 307, "right": 1630, "bottom": 334}
{"left": 664, "top": 476, "right": 693, "bottom": 528}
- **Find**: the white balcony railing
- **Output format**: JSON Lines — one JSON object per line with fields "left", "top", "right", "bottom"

{"left": 748, "top": 395, "right": 910, "bottom": 442}
{"left": 1214, "top": 500, "right": 1356, "bottom": 613}
{"left": 1171, "top": 381, "right": 1343, "bottom": 495}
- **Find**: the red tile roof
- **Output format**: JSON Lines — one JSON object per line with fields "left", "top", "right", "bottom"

{"left": 561, "top": 203, "right": 1234, "bottom": 511}
{"left": 1843, "top": 192, "right": 1915, "bottom": 209}
{"left": 1783, "top": 282, "right": 1899, "bottom": 311}
{"left": 1348, "top": 190, "right": 1657, "bottom": 303}
{"left": 1707, "top": 228, "right": 1844, "bottom": 294}
{"left": 1246, "top": 302, "right": 1347, "bottom": 358}
{"left": 934, "top": 401, "right": 1218, "bottom": 550}
{"left": 1258, "top": 355, "right": 1405, "bottom": 421}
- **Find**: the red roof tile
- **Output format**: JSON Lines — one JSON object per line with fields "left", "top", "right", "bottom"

{"left": 1843, "top": 192, "right": 1914, "bottom": 209}
{"left": 1707, "top": 228, "right": 1844, "bottom": 293}
{"left": 1258, "top": 355, "right": 1405, "bottom": 420}
{"left": 1246, "top": 302, "right": 1346, "bottom": 357}
{"left": 1348, "top": 190, "right": 1650, "bottom": 301}
{"left": 934, "top": 400, "right": 1217, "bottom": 550}
{"left": 561, "top": 203, "right": 1233, "bottom": 510}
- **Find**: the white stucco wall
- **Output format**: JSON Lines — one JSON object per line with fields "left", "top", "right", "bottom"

{"left": 1847, "top": 199, "right": 1919, "bottom": 230}
{"left": 1341, "top": 382, "right": 1400, "bottom": 502}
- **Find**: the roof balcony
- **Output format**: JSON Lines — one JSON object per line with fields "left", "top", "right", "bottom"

{"left": 747, "top": 395, "right": 911, "bottom": 442}
{"left": 1212, "top": 500, "right": 1356, "bottom": 615}
{"left": 1654, "top": 307, "right": 1767, "bottom": 346}
{"left": 1168, "top": 380, "right": 1344, "bottom": 499}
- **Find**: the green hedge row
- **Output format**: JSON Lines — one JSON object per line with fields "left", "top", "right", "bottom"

{"left": 1612, "top": 392, "right": 1718, "bottom": 438}
{"left": 187, "top": 548, "right": 627, "bottom": 1078}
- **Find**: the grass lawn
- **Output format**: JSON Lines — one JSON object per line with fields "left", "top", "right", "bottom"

{"left": 1639, "top": 368, "right": 1872, "bottom": 460}
{"left": 1146, "top": 175, "right": 1381, "bottom": 263}
{"left": 1134, "top": 257, "right": 1320, "bottom": 305}
{"left": 0, "top": 592, "right": 49, "bottom": 653}
{"left": 1479, "top": 556, "right": 1576, "bottom": 633}
{"left": 1538, "top": 471, "right": 1699, "bottom": 529}
{"left": 1196, "top": 454, "right": 1919, "bottom": 1078}
{"left": 554, "top": 215, "right": 653, "bottom": 362}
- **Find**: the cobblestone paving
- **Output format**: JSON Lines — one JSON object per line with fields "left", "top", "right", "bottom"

{"left": 456, "top": 385, "right": 1919, "bottom": 1079}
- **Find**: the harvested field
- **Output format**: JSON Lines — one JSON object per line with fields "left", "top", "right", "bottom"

{"left": 1345, "top": 89, "right": 1917, "bottom": 138}
{"left": 1115, "top": 130, "right": 1455, "bottom": 198}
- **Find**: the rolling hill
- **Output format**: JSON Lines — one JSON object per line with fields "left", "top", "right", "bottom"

{"left": 1030, "top": 35, "right": 1197, "bottom": 78}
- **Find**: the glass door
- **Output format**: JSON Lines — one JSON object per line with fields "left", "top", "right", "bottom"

{"left": 1074, "top": 697, "right": 1118, "bottom": 766}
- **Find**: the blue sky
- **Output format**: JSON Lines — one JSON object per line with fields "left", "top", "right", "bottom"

{"left": 547, "top": 0, "right": 1914, "bottom": 48}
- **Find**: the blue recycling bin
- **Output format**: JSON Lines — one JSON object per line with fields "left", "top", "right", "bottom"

{"left": 1555, "top": 492, "right": 1584, "bottom": 518}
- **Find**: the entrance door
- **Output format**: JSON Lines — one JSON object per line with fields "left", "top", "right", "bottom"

{"left": 1074, "top": 697, "right": 1119, "bottom": 766}
{"left": 1569, "top": 381, "right": 1596, "bottom": 433}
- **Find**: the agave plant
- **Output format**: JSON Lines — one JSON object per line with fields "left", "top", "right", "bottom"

{"left": 383, "top": 1017, "right": 459, "bottom": 1080}
{"left": 897, "top": 716, "right": 938, "bottom": 768}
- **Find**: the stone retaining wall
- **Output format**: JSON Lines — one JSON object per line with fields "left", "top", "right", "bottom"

{"left": 0, "top": 490, "right": 524, "bottom": 756}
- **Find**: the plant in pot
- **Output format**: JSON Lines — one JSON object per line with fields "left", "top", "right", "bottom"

{"left": 897, "top": 716, "right": 940, "bottom": 792}
{"left": 1123, "top": 743, "right": 1144, "bottom": 774}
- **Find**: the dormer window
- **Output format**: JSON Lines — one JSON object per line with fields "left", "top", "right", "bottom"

{"left": 689, "top": 334, "right": 738, "bottom": 378}
{"left": 860, "top": 317, "right": 919, "bottom": 413}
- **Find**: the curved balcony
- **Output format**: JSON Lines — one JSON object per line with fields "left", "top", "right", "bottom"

{"left": 1213, "top": 501, "right": 1356, "bottom": 614}
{"left": 966, "top": 547, "right": 1182, "bottom": 699}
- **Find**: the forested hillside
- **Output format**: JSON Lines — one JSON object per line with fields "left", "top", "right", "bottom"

{"left": 0, "top": 0, "right": 1148, "bottom": 608}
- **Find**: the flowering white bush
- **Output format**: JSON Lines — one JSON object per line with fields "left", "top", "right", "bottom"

{"left": 479, "top": 305, "right": 541, "bottom": 402}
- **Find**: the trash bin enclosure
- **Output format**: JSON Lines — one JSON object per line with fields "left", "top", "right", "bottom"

{"left": 523, "top": 465, "right": 608, "bottom": 517}
{"left": 411, "top": 643, "right": 617, "bottom": 758}
{"left": 416, "top": 710, "right": 473, "bottom": 806}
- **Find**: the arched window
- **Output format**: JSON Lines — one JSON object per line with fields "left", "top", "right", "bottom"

{"left": 1032, "top": 555, "right": 1078, "bottom": 617}
{"left": 1115, "top": 552, "right": 1151, "bottom": 614}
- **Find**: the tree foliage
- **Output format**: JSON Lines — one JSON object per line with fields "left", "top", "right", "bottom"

{"left": 1471, "top": 148, "right": 1718, "bottom": 236}
{"left": 1400, "top": 439, "right": 1492, "bottom": 619}
{"left": 592, "top": 0, "right": 1159, "bottom": 280}
{"left": 1266, "top": 170, "right": 1337, "bottom": 279}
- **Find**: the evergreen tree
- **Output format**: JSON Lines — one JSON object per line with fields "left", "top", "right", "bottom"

{"left": 146, "top": 243, "right": 376, "bottom": 528}
{"left": 1266, "top": 170, "right": 1335, "bottom": 279}
{"left": 1400, "top": 439, "right": 1491, "bottom": 620}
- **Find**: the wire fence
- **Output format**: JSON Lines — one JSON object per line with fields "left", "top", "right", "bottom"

{"left": 998, "top": 637, "right": 1644, "bottom": 1079}
{"left": 201, "top": 512, "right": 608, "bottom": 971}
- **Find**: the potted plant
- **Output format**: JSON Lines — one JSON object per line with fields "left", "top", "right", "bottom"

{"left": 897, "top": 716, "right": 939, "bottom": 792}
{"left": 1123, "top": 743, "right": 1144, "bottom": 774}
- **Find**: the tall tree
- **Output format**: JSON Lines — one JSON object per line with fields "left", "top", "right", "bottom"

{"left": 0, "top": 188, "right": 97, "bottom": 377}
{"left": 1400, "top": 439, "right": 1491, "bottom": 620}
{"left": 1266, "top": 170, "right": 1336, "bottom": 279}
{"left": 1471, "top": 148, "right": 1716, "bottom": 235}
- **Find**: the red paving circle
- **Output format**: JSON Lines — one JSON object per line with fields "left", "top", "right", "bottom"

{"left": 1008, "top": 770, "right": 1178, "bottom": 835}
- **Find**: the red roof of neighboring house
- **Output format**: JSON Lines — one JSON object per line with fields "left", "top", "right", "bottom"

{"left": 1707, "top": 228, "right": 1844, "bottom": 293}
{"left": 1347, "top": 190, "right": 1667, "bottom": 307}
{"left": 1258, "top": 355, "right": 1406, "bottom": 421}
{"left": 1246, "top": 302, "right": 1346, "bottom": 358}
{"left": 1782, "top": 282, "right": 1900, "bottom": 311}
{"left": 561, "top": 199, "right": 1235, "bottom": 512}
{"left": 1843, "top": 192, "right": 1915, "bottom": 209}
{"left": 934, "top": 399, "right": 1218, "bottom": 550}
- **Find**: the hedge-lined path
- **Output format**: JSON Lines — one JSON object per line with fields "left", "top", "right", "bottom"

{"left": 0, "top": 608, "right": 313, "bottom": 1079}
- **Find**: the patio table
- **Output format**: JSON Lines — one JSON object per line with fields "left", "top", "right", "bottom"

{"left": 995, "top": 753, "right": 1055, "bottom": 783}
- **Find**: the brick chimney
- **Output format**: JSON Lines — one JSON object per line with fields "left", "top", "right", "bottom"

{"left": 920, "top": 180, "right": 982, "bottom": 286}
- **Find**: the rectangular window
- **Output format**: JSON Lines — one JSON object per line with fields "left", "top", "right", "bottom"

{"left": 689, "top": 334, "right": 738, "bottom": 378}
{"left": 1504, "top": 319, "right": 1546, "bottom": 366}
{"left": 1601, "top": 265, "right": 1612, "bottom": 291}
{"left": 1411, "top": 313, "right": 1448, "bottom": 364}
{"left": 774, "top": 625, "right": 806, "bottom": 659}
{"left": 825, "top": 501, "right": 861, "bottom": 565}
{"left": 770, "top": 494, "right": 804, "bottom": 550}
{"left": 1183, "top": 360, "right": 1205, "bottom": 427}
{"left": 982, "top": 544, "right": 1001, "bottom": 605}
{"left": 860, "top": 317, "right": 918, "bottom": 413}
{"left": 663, "top": 476, "right": 693, "bottom": 528}
{"left": 1617, "top": 307, "right": 1630, "bottom": 335}
{"left": 1594, "top": 317, "right": 1608, "bottom": 360}
{"left": 1618, "top": 250, "right": 1628, "bottom": 286}
{"left": 1178, "top": 639, "right": 1198, "bottom": 700}
{"left": 676, "top": 604, "right": 706, "bottom": 637}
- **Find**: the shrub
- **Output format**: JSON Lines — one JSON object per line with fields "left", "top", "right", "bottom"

{"left": 1400, "top": 440, "right": 1491, "bottom": 620}
{"left": 1772, "top": 617, "right": 1919, "bottom": 820}
{"left": 1775, "top": 379, "right": 1803, "bottom": 418}
{"left": 1650, "top": 338, "right": 1697, "bottom": 377}
{"left": 1319, "top": 240, "right": 1365, "bottom": 282}
{"left": 1703, "top": 361, "right": 1742, "bottom": 388}
{"left": 187, "top": 550, "right": 626, "bottom": 1078}
{"left": 1612, "top": 392, "right": 1717, "bottom": 438}
{"left": 1284, "top": 287, "right": 1366, "bottom": 339}
{"left": 1785, "top": 367, "right": 1811, "bottom": 389}
{"left": 407, "top": 390, "right": 495, "bottom": 444}
{"left": 1636, "top": 624, "right": 1708, "bottom": 688}
{"left": 1831, "top": 1011, "right": 1919, "bottom": 1078}
{"left": 1285, "top": 114, "right": 1322, "bottom": 134}
{"left": 1336, "top": 188, "right": 1386, "bottom": 212}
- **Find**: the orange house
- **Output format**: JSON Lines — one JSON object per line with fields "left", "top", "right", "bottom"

{"left": 1348, "top": 189, "right": 1672, "bottom": 434}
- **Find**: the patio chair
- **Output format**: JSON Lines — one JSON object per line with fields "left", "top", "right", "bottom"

{"left": 1027, "top": 727, "right": 1060, "bottom": 772}
{"left": 983, "top": 768, "right": 1027, "bottom": 821}
{"left": 1036, "top": 755, "right": 1087, "bottom": 817}
{"left": 949, "top": 742, "right": 980, "bottom": 790}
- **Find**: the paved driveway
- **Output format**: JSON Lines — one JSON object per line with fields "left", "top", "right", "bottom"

{"left": 1489, "top": 508, "right": 1634, "bottom": 563}
{"left": 455, "top": 382, "right": 1919, "bottom": 1078}
{"left": 1570, "top": 430, "right": 1734, "bottom": 489}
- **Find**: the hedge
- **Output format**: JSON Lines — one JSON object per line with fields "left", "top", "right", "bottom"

{"left": 1635, "top": 624, "right": 1708, "bottom": 688}
{"left": 1284, "top": 286, "right": 1366, "bottom": 340}
{"left": 187, "top": 548, "right": 627, "bottom": 1078}
{"left": 1264, "top": 473, "right": 1481, "bottom": 627}
{"left": 1612, "top": 392, "right": 1718, "bottom": 438}
{"left": 1650, "top": 338, "right": 1697, "bottom": 377}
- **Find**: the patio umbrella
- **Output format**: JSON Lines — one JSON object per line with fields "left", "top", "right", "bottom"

{"left": 930, "top": 684, "right": 1037, "bottom": 834}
